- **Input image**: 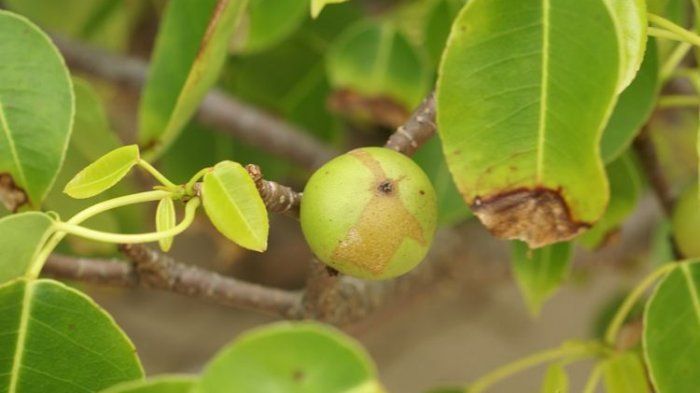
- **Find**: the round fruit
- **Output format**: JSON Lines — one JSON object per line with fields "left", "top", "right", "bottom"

{"left": 672, "top": 183, "right": 700, "bottom": 258}
{"left": 300, "top": 147, "right": 437, "bottom": 280}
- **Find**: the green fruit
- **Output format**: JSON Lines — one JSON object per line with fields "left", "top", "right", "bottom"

{"left": 300, "top": 147, "right": 438, "bottom": 280}
{"left": 672, "top": 183, "right": 700, "bottom": 258}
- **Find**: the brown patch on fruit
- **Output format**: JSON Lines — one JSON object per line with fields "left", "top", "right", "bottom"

{"left": 328, "top": 89, "right": 410, "bottom": 129}
{"left": 330, "top": 150, "right": 426, "bottom": 275}
{"left": 0, "top": 173, "right": 28, "bottom": 212}
{"left": 471, "top": 188, "right": 590, "bottom": 248}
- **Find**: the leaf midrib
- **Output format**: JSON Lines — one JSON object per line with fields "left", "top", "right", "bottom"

{"left": 8, "top": 281, "right": 34, "bottom": 393}
{"left": 680, "top": 264, "right": 700, "bottom": 326}
{"left": 0, "top": 100, "right": 29, "bottom": 193}
{"left": 213, "top": 173, "right": 262, "bottom": 244}
{"left": 535, "top": 0, "right": 550, "bottom": 183}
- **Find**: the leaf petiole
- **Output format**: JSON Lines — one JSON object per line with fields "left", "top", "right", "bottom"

{"left": 581, "top": 363, "right": 604, "bottom": 393}
{"left": 185, "top": 167, "right": 210, "bottom": 195}
{"left": 137, "top": 159, "right": 179, "bottom": 190}
{"left": 647, "top": 13, "right": 700, "bottom": 47}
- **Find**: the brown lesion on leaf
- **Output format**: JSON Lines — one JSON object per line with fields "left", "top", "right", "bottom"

{"left": 0, "top": 173, "right": 28, "bottom": 212}
{"left": 330, "top": 150, "right": 425, "bottom": 276}
{"left": 328, "top": 89, "right": 410, "bottom": 129}
{"left": 470, "top": 187, "right": 590, "bottom": 248}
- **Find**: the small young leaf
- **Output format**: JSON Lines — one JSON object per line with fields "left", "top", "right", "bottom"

{"left": 0, "top": 278, "right": 144, "bottom": 392}
{"left": 511, "top": 241, "right": 573, "bottom": 315}
{"left": 194, "top": 322, "right": 378, "bottom": 393}
{"left": 540, "top": 363, "right": 569, "bottom": 393}
{"left": 233, "top": 0, "right": 308, "bottom": 54}
{"left": 0, "top": 10, "right": 74, "bottom": 209}
{"left": 311, "top": 0, "right": 348, "bottom": 18}
{"left": 603, "top": 0, "right": 647, "bottom": 91}
{"left": 202, "top": 161, "right": 268, "bottom": 252}
{"left": 602, "top": 352, "right": 650, "bottom": 393}
{"left": 579, "top": 153, "right": 641, "bottom": 249}
{"left": 644, "top": 261, "right": 700, "bottom": 393}
{"left": 601, "top": 39, "right": 659, "bottom": 163}
{"left": 0, "top": 212, "right": 55, "bottom": 284}
{"left": 437, "top": 0, "right": 620, "bottom": 248}
{"left": 100, "top": 375, "right": 196, "bottom": 393}
{"left": 63, "top": 145, "right": 140, "bottom": 199}
{"left": 139, "top": 0, "right": 246, "bottom": 158}
{"left": 156, "top": 197, "right": 176, "bottom": 252}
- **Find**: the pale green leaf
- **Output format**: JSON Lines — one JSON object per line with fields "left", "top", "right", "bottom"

{"left": 156, "top": 197, "right": 176, "bottom": 252}
{"left": 311, "top": 0, "right": 348, "bottom": 18}
{"left": 604, "top": 0, "right": 647, "bottom": 91}
{"left": 601, "top": 39, "right": 660, "bottom": 163}
{"left": 671, "top": 183, "right": 700, "bottom": 258}
{"left": 0, "top": 212, "right": 55, "bottom": 284}
{"left": 0, "top": 278, "right": 143, "bottom": 392}
{"left": 511, "top": 241, "right": 573, "bottom": 315}
{"left": 194, "top": 322, "right": 378, "bottom": 393}
{"left": 100, "top": 375, "right": 196, "bottom": 393}
{"left": 202, "top": 161, "right": 268, "bottom": 251}
{"left": 644, "top": 261, "right": 700, "bottom": 393}
{"left": 540, "top": 363, "right": 568, "bottom": 393}
{"left": 139, "top": 0, "right": 246, "bottom": 158}
{"left": 579, "top": 153, "right": 641, "bottom": 249}
{"left": 63, "top": 145, "right": 140, "bottom": 199}
{"left": 437, "top": 0, "right": 620, "bottom": 248}
{"left": 0, "top": 10, "right": 74, "bottom": 208}
{"left": 602, "top": 352, "right": 650, "bottom": 393}
{"left": 233, "top": 0, "right": 308, "bottom": 54}
{"left": 327, "top": 21, "right": 431, "bottom": 111}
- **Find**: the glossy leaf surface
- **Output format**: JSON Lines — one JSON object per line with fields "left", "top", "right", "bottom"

{"left": 602, "top": 352, "right": 650, "bottom": 393}
{"left": 0, "top": 212, "right": 54, "bottom": 284}
{"left": 156, "top": 197, "right": 176, "bottom": 252}
{"left": 604, "top": 0, "right": 647, "bottom": 91}
{"left": 540, "top": 364, "right": 568, "bottom": 393}
{"left": 63, "top": 145, "right": 139, "bottom": 199}
{"left": 437, "top": 0, "right": 620, "bottom": 248}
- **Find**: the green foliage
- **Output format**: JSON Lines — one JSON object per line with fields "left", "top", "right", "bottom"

{"left": 202, "top": 161, "right": 269, "bottom": 252}
{"left": 311, "top": 0, "right": 349, "bottom": 18}
{"left": 671, "top": 183, "right": 700, "bottom": 258}
{"left": 234, "top": 0, "right": 309, "bottom": 54}
{"left": 0, "top": 212, "right": 55, "bottom": 284}
{"left": 194, "top": 322, "right": 381, "bottom": 393}
{"left": 423, "top": 0, "right": 464, "bottom": 66}
{"left": 0, "top": 279, "right": 143, "bottom": 392}
{"left": 139, "top": 0, "right": 246, "bottom": 158}
{"left": 100, "top": 376, "right": 197, "bottom": 393}
{"left": 0, "top": 10, "right": 74, "bottom": 208}
{"left": 644, "top": 261, "right": 700, "bottom": 393}
{"left": 602, "top": 352, "right": 650, "bottom": 393}
{"left": 155, "top": 197, "right": 176, "bottom": 252}
{"left": 603, "top": 0, "right": 647, "bottom": 91}
{"left": 437, "top": 0, "right": 621, "bottom": 247}
{"left": 511, "top": 241, "right": 572, "bottom": 315}
{"left": 63, "top": 145, "right": 140, "bottom": 199}
{"left": 539, "top": 364, "right": 568, "bottom": 393}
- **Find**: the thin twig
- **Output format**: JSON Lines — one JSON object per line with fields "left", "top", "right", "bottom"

{"left": 384, "top": 92, "right": 437, "bottom": 156}
{"left": 53, "top": 36, "right": 337, "bottom": 170}
{"left": 246, "top": 164, "right": 302, "bottom": 218}
{"left": 632, "top": 126, "right": 675, "bottom": 216}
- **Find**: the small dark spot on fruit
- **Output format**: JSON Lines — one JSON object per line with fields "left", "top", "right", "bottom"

{"left": 378, "top": 180, "right": 394, "bottom": 194}
{"left": 419, "top": 190, "right": 425, "bottom": 195}
{"left": 292, "top": 369, "right": 305, "bottom": 382}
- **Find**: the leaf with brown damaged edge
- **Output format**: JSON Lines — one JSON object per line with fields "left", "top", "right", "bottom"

{"left": 437, "top": 0, "right": 620, "bottom": 248}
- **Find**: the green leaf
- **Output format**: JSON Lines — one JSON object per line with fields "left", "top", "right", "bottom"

{"left": 202, "top": 161, "right": 268, "bottom": 252}
{"left": 424, "top": 0, "right": 464, "bottom": 67}
{"left": 579, "top": 153, "right": 641, "bottom": 249}
{"left": 437, "top": 0, "right": 620, "bottom": 248}
{"left": 644, "top": 261, "right": 700, "bottom": 393}
{"left": 327, "top": 21, "right": 431, "bottom": 111}
{"left": 100, "top": 375, "right": 196, "bottom": 393}
{"left": 671, "top": 183, "right": 700, "bottom": 258}
{"left": 540, "top": 363, "right": 569, "bottom": 393}
{"left": 0, "top": 212, "right": 55, "bottom": 284}
{"left": 139, "top": 0, "right": 246, "bottom": 158}
{"left": 63, "top": 145, "right": 140, "bottom": 199}
{"left": 0, "top": 278, "right": 143, "bottom": 392}
{"left": 602, "top": 352, "right": 650, "bottom": 393}
{"left": 511, "top": 241, "right": 573, "bottom": 315}
{"left": 413, "top": 137, "right": 471, "bottom": 226}
{"left": 601, "top": 39, "right": 660, "bottom": 163}
{"left": 603, "top": 0, "right": 647, "bottom": 91}
{"left": 233, "top": 0, "right": 308, "bottom": 54}
{"left": 194, "top": 322, "right": 379, "bottom": 393}
{"left": 156, "top": 197, "right": 176, "bottom": 252}
{"left": 650, "top": 220, "right": 675, "bottom": 267}
{"left": 0, "top": 10, "right": 74, "bottom": 209}
{"left": 311, "top": 0, "right": 348, "bottom": 18}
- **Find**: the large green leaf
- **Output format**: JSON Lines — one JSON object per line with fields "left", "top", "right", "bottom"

{"left": 311, "top": 0, "right": 349, "bottom": 18}
{"left": 0, "top": 10, "right": 74, "bottom": 209}
{"left": 63, "top": 145, "right": 140, "bottom": 199}
{"left": 601, "top": 39, "right": 659, "bottom": 163}
{"left": 603, "top": 0, "right": 647, "bottom": 91}
{"left": 0, "top": 212, "right": 55, "bottom": 284}
{"left": 437, "top": 0, "right": 620, "bottom": 248}
{"left": 194, "top": 322, "right": 381, "bottom": 393}
{"left": 139, "top": 0, "right": 246, "bottom": 158}
{"left": 511, "top": 241, "right": 573, "bottom": 315}
{"left": 644, "top": 261, "right": 700, "bottom": 393}
{"left": 233, "top": 0, "right": 308, "bottom": 54}
{"left": 540, "top": 364, "right": 568, "bottom": 393}
{"left": 101, "top": 376, "right": 196, "bottom": 393}
{"left": 579, "top": 153, "right": 641, "bottom": 249}
{"left": 202, "top": 161, "right": 268, "bottom": 252}
{"left": 602, "top": 352, "right": 650, "bottom": 393}
{"left": 0, "top": 278, "right": 143, "bottom": 392}
{"left": 327, "top": 20, "right": 431, "bottom": 112}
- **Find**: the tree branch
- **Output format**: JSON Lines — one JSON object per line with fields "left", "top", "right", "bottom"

{"left": 632, "top": 125, "right": 675, "bottom": 216}
{"left": 53, "top": 37, "right": 337, "bottom": 171}
{"left": 246, "top": 164, "right": 302, "bottom": 218}
{"left": 384, "top": 92, "right": 437, "bottom": 156}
